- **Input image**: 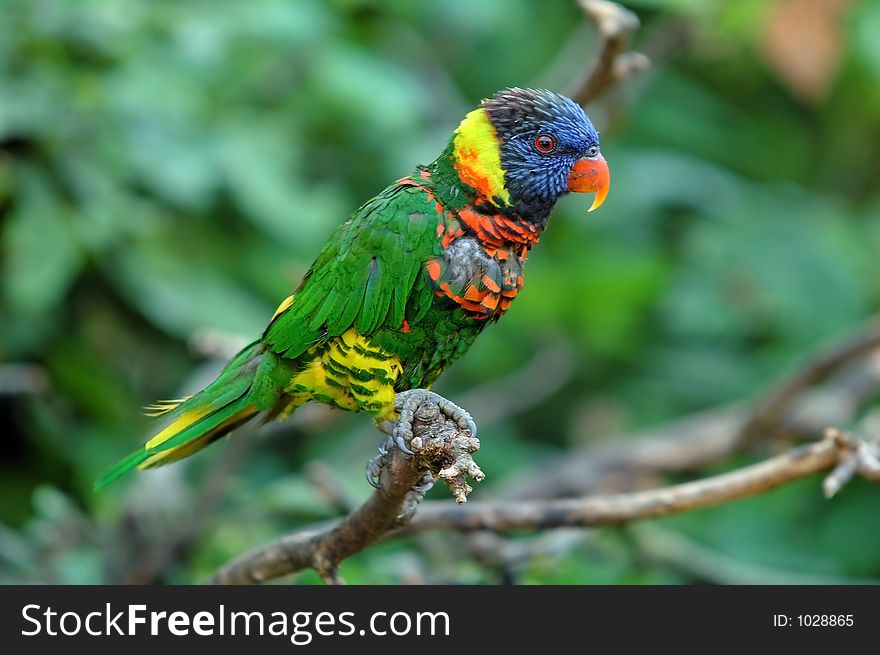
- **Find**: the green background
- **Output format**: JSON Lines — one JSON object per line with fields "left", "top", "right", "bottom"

{"left": 2, "top": 0, "right": 880, "bottom": 583}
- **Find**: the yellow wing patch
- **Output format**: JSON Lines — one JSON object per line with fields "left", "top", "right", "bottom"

{"left": 271, "top": 293, "right": 296, "bottom": 321}
{"left": 285, "top": 328, "right": 402, "bottom": 421}
{"left": 452, "top": 107, "right": 511, "bottom": 206}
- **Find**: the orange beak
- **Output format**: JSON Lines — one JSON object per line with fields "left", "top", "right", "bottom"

{"left": 568, "top": 154, "right": 610, "bottom": 212}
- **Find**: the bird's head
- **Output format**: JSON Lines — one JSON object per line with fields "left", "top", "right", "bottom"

{"left": 449, "top": 87, "right": 609, "bottom": 219}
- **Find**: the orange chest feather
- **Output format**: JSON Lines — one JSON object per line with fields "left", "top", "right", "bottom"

{"left": 396, "top": 174, "right": 537, "bottom": 321}
{"left": 428, "top": 208, "right": 533, "bottom": 321}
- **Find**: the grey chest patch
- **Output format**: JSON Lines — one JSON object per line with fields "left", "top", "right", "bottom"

{"left": 441, "top": 237, "right": 502, "bottom": 290}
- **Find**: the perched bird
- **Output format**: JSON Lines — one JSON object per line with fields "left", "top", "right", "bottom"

{"left": 96, "top": 87, "right": 610, "bottom": 488}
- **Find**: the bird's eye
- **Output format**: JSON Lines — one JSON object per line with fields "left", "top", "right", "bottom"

{"left": 586, "top": 145, "right": 600, "bottom": 158}
{"left": 534, "top": 134, "right": 555, "bottom": 153}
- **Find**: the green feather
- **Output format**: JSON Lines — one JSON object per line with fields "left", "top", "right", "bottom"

{"left": 95, "top": 342, "right": 267, "bottom": 488}
{"left": 263, "top": 181, "right": 443, "bottom": 359}
{"left": 97, "top": 118, "right": 523, "bottom": 488}
{"left": 94, "top": 449, "right": 151, "bottom": 490}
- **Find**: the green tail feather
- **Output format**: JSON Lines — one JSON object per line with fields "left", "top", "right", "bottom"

{"left": 94, "top": 450, "right": 151, "bottom": 490}
{"left": 94, "top": 398, "right": 256, "bottom": 489}
{"left": 95, "top": 340, "right": 281, "bottom": 490}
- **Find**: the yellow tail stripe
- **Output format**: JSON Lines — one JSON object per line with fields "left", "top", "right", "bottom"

{"left": 144, "top": 406, "right": 211, "bottom": 450}
{"left": 139, "top": 406, "right": 255, "bottom": 469}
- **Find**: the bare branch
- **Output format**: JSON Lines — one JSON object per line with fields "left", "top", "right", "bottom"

{"left": 507, "top": 320, "right": 880, "bottom": 501}
{"left": 397, "top": 432, "right": 878, "bottom": 534}
{"left": 208, "top": 311, "right": 880, "bottom": 585}
{"left": 569, "top": 0, "right": 650, "bottom": 105}
{"left": 210, "top": 401, "right": 482, "bottom": 585}
{"left": 822, "top": 427, "right": 880, "bottom": 498}
{"left": 210, "top": 430, "right": 880, "bottom": 584}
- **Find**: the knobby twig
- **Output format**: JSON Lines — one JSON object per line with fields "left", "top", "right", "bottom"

{"left": 211, "top": 401, "right": 482, "bottom": 584}
{"left": 568, "top": 0, "right": 650, "bottom": 106}
{"left": 822, "top": 427, "right": 880, "bottom": 497}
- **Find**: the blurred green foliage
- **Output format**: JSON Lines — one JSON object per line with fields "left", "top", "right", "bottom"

{"left": 2, "top": 0, "right": 880, "bottom": 584}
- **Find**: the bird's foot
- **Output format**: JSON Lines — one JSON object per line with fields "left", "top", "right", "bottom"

{"left": 366, "top": 389, "right": 483, "bottom": 506}
{"left": 391, "top": 389, "right": 477, "bottom": 455}
{"left": 364, "top": 438, "right": 435, "bottom": 518}
{"left": 399, "top": 471, "right": 436, "bottom": 520}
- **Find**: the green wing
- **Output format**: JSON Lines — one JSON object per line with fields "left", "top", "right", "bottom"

{"left": 263, "top": 183, "right": 442, "bottom": 359}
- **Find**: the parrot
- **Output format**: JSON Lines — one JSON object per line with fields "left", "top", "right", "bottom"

{"left": 95, "top": 87, "right": 610, "bottom": 488}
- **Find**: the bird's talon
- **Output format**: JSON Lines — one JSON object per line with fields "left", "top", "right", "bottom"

{"left": 365, "top": 459, "right": 381, "bottom": 488}
{"left": 395, "top": 434, "right": 415, "bottom": 455}
{"left": 365, "top": 436, "right": 393, "bottom": 488}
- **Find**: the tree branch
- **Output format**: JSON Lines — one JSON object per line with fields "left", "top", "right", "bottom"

{"left": 398, "top": 430, "right": 879, "bottom": 534}
{"left": 211, "top": 399, "right": 482, "bottom": 584}
{"left": 211, "top": 448, "right": 423, "bottom": 585}
{"left": 210, "top": 429, "right": 880, "bottom": 583}
{"left": 506, "top": 318, "right": 880, "bottom": 500}
{"left": 568, "top": 0, "right": 650, "bottom": 106}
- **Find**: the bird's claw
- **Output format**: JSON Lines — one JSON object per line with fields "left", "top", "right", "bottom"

{"left": 364, "top": 436, "right": 393, "bottom": 488}
{"left": 367, "top": 389, "right": 483, "bottom": 507}
{"left": 398, "top": 472, "right": 436, "bottom": 521}
{"left": 392, "top": 389, "right": 477, "bottom": 457}
{"left": 433, "top": 394, "right": 478, "bottom": 440}
{"left": 463, "top": 416, "right": 478, "bottom": 440}
{"left": 364, "top": 460, "right": 381, "bottom": 488}
{"left": 395, "top": 434, "right": 415, "bottom": 455}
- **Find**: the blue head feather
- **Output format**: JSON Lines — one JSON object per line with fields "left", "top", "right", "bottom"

{"left": 483, "top": 88, "right": 600, "bottom": 221}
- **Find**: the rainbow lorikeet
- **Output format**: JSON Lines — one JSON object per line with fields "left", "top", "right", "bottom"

{"left": 96, "top": 87, "right": 610, "bottom": 488}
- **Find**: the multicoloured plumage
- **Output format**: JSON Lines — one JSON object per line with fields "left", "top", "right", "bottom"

{"left": 96, "top": 87, "right": 610, "bottom": 488}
